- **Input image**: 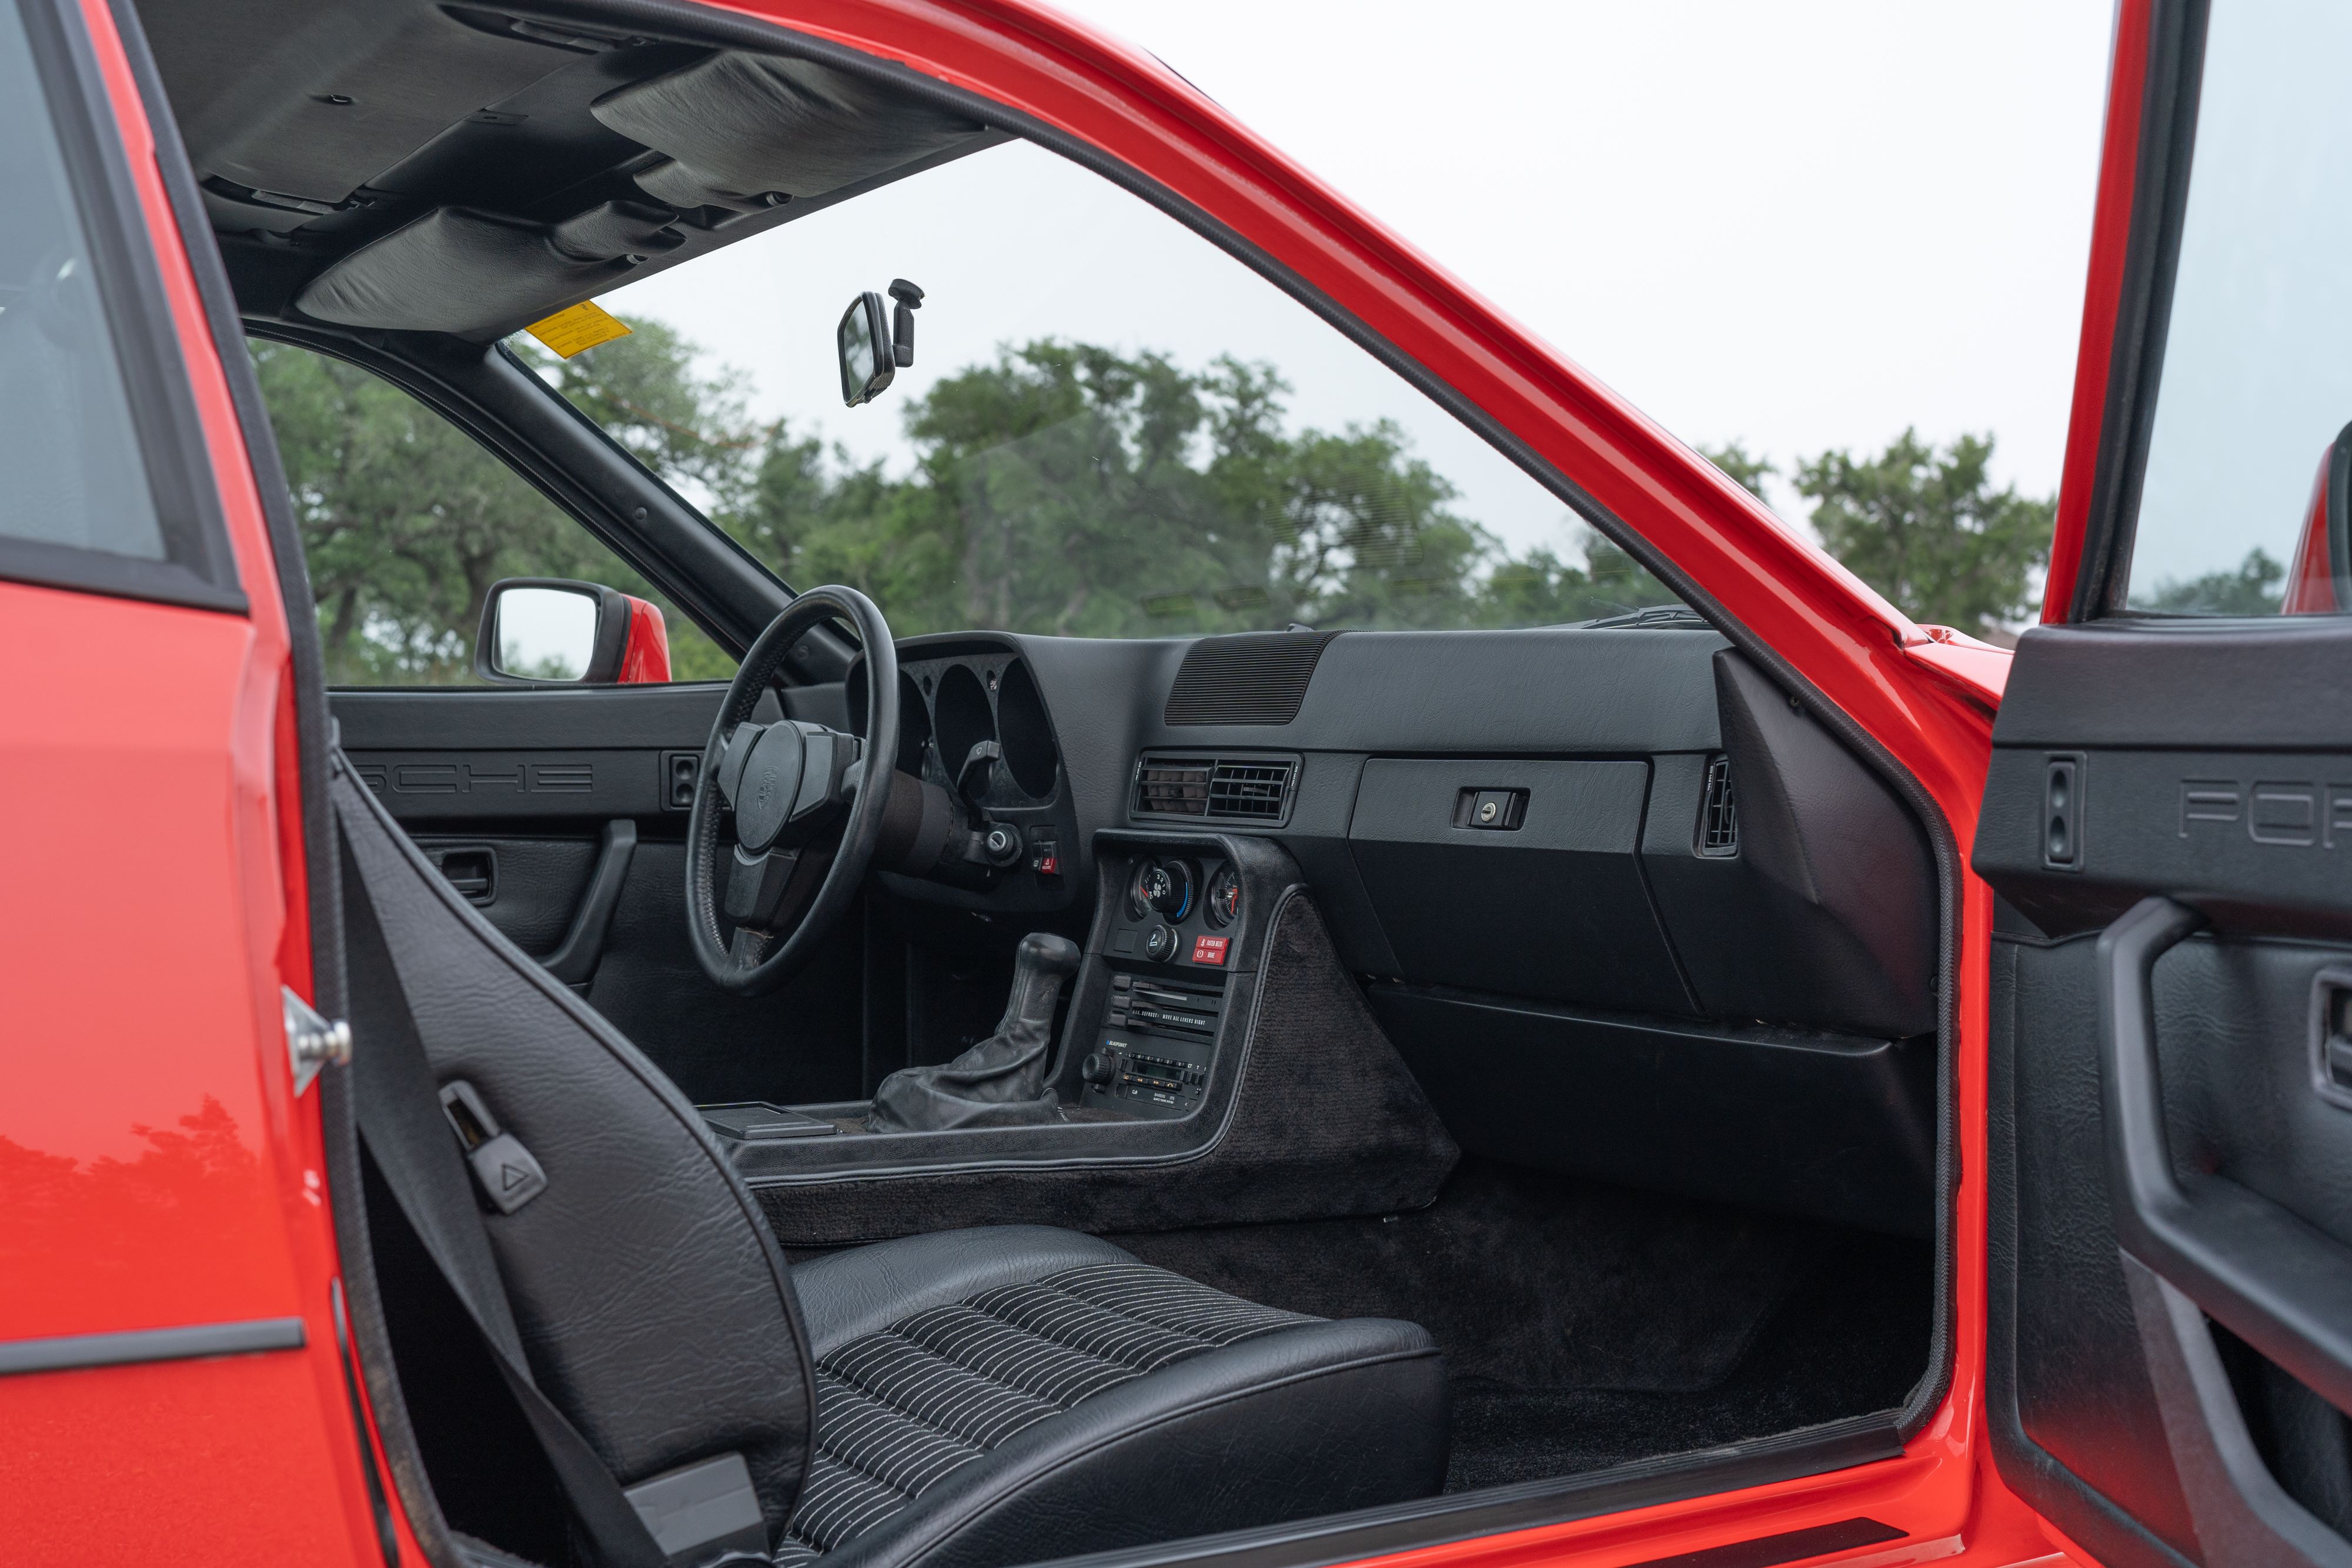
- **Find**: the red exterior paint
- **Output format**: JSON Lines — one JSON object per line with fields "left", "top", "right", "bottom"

{"left": 6, "top": 0, "right": 2172, "bottom": 1563}
{"left": 2283, "top": 449, "right": 2338, "bottom": 614}
{"left": 2044, "top": 2, "right": 2154, "bottom": 624}
{"left": 620, "top": 594, "right": 675, "bottom": 683}
{"left": 0, "top": 2, "right": 415, "bottom": 1564}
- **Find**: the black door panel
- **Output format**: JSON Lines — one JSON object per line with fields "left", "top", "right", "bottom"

{"left": 584, "top": 841, "right": 863, "bottom": 1106}
{"left": 415, "top": 835, "right": 596, "bottom": 951}
{"left": 1981, "top": 621, "right": 2352, "bottom": 1568}
{"left": 329, "top": 683, "right": 863, "bottom": 1105}
{"left": 1991, "top": 928, "right": 2202, "bottom": 1568}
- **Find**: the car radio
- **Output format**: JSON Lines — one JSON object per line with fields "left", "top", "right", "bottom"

{"left": 1077, "top": 971, "right": 1226, "bottom": 1118}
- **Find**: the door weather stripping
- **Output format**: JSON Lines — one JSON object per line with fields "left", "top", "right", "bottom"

{"left": 284, "top": 985, "right": 353, "bottom": 1095}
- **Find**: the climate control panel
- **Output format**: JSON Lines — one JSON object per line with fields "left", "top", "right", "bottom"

{"left": 1111, "top": 852, "right": 1243, "bottom": 972}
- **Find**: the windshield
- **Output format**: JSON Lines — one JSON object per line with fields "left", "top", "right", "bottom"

{"left": 523, "top": 139, "right": 1681, "bottom": 638}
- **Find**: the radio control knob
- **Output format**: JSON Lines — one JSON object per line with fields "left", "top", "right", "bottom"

{"left": 1144, "top": 924, "right": 1178, "bottom": 962}
{"left": 1082, "top": 1052, "right": 1114, "bottom": 1085}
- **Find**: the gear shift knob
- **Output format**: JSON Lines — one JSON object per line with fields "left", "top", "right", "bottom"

{"left": 1003, "top": 931, "right": 1081, "bottom": 1023}
{"left": 865, "top": 931, "right": 1081, "bottom": 1132}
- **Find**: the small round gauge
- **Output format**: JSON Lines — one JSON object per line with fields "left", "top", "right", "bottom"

{"left": 1128, "top": 858, "right": 1168, "bottom": 920}
{"left": 1148, "top": 858, "right": 1196, "bottom": 921}
{"left": 1204, "top": 864, "right": 1242, "bottom": 928}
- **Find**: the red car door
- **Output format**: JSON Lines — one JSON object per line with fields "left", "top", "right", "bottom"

{"left": 1977, "top": 4, "right": 2352, "bottom": 1567}
{"left": 0, "top": 1, "right": 390, "bottom": 1562}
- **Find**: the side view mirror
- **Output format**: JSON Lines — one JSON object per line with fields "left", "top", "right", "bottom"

{"left": 837, "top": 278, "right": 924, "bottom": 407}
{"left": 474, "top": 578, "right": 672, "bottom": 685}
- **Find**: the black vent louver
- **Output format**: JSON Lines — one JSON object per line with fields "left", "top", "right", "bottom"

{"left": 1164, "top": 632, "right": 1339, "bottom": 726}
{"left": 1698, "top": 754, "right": 1738, "bottom": 856}
{"left": 1134, "top": 758, "right": 1212, "bottom": 816}
{"left": 1133, "top": 755, "right": 1299, "bottom": 825}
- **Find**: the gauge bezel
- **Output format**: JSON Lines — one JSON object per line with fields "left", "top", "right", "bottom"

{"left": 1204, "top": 862, "right": 1242, "bottom": 928}
{"left": 1149, "top": 858, "right": 1196, "bottom": 922}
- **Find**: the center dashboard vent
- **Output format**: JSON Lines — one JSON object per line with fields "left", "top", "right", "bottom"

{"left": 1133, "top": 754, "right": 1299, "bottom": 827}
{"left": 1164, "top": 631, "right": 1339, "bottom": 726}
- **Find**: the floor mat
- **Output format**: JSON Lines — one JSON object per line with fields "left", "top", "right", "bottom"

{"left": 1108, "top": 1159, "right": 1930, "bottom": 1490}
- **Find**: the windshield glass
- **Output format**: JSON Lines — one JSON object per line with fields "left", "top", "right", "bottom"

{"left": 523, "top": 139, "right": 1682, "bottom": 638}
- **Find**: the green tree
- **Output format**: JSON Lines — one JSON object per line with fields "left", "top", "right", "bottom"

{"left": 1700, "top": 440, "right": 1775, "bottom": 503}
{"left": 258, "top": 340, "right": 572, "bottom": 683}
{"left": 2135, "top": 547, "right": 2284, "bottom": 616}
{"left": 1793, "top": 429, "right": 2052, "bottom": 636}
{"left": 256, "top": 335, "right": 737, "bottom": 682}
{"left": 723, "top": 339, "right": 1603, "bottom": 637}
{"left": 260, "top": 322, "right": 1698, "bottom": 676}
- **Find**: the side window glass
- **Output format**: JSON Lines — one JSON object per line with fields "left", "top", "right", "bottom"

{"left": 0, "top": 2, "right": 167, "bottom": 569}
{"left": 250, "top": 340, "right": 734, "bottom": 683}
{"left": 537, "top": 139, "right": 1684, "bottom": 638}
{"left": 2126, "top": 6, "right": 2352, "bottom": 616}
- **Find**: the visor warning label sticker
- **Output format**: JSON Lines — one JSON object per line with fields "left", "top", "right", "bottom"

{"left": 526, "top": 300, "right": 632, "bottom": 359}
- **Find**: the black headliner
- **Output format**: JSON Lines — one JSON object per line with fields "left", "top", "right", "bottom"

{"left": 133, "top": 0, "right": 1005, "bottom": 336}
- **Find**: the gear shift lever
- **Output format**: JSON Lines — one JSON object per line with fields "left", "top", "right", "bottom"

{"left": 866, "top": 932, "right": 1081, "bottom": 1132}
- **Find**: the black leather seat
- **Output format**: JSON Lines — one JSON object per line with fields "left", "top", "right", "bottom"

{"left": 781, "top": 1228, "right": 1446, "bottom": 1568}
{"left": 333, "top": 755, "right": 1449, "bottom": 1568}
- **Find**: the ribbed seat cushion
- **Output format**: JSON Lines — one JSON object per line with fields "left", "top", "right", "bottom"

{"left": 776, "top": 1263, "right": 1317, "bottom": 1564}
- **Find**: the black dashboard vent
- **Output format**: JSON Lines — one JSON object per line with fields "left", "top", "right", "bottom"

{"left": 1698, "top": 754, "right": 1739, "bottom": 856}
{"left": 1164, "top": 631, "right": 1339, "bottom": 726}
{"left": 1133, "top": 754, "right": 1299, "bottom": 826}
{"left": 1134, "top": 757, "right": 1212, "bottom": 817}
{"left": 1207, "top": 760, "right": 1294, "bottom": 821}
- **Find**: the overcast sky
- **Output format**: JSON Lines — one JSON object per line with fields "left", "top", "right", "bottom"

{"left": 1036, "top": 1, "right": 2116, "bottom": 523}
{"left": 602, "top": 3, "right": 2117, "bottom": 547}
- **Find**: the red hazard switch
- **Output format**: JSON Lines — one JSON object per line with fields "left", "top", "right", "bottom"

{"left": 1038, "top": 854, "right": 1059, "bottom": 875}
{"left": 1191, "top": 934, "right": 1229, "bottom": 966}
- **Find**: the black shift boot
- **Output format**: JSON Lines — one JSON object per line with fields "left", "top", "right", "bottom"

{"left": 866, "top": 932, "right": 1081, "bottom": 1131}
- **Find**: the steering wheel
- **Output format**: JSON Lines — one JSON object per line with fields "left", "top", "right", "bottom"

{"left": 686, "top": 586, "right": 898, "bottom": 995}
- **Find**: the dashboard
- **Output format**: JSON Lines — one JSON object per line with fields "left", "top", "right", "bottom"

{"left": 826, "top": 622, "right": 1942, "bottom": 1236}
{"left": 332, "top": 618, "right": 1944, "bottom": 1235}
{"left": 837, "top": 624, "right": 1934, "bottom": 1047}
{"left": 846, "top": 639, "right": 1083, "bottom": 914}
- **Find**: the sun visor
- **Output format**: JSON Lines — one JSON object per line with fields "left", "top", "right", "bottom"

{"left": 295, "top": 202, "right": 682, "bottom": 333}
{"left": 590, "top": 52, "right": 983, "bottom": 211}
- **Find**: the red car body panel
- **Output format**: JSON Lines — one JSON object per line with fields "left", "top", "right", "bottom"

{"left": 620, "top": 595, "right": 676, "bottom": 684}
{"left": 2283, "top": 449, "right": 2340, "bottom": 616}
{"left": 2043, "top": 2, "right": 2150, "bottom": 624}
{"left": 2, "top": 0, "right": 2171, "bottom": 1563}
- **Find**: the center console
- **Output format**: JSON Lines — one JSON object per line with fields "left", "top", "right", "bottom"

{"left": 709, "top": 828, "right": 1297, "bottom": 1182}
{"left": 708, "top": 825, "right": 1459, "bottom": 1246}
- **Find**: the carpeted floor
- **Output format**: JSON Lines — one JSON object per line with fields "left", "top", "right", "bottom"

{"left": 1109, "top": 1159, "right": 1930, "bottom": 1490}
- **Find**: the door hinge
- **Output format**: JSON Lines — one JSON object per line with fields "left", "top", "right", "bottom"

{"left": 284, "top": 986, "right": 353, "bottom": 1095}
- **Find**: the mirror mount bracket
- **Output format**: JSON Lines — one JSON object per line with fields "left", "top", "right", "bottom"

{"left": 888, "top": 278, "right": 924, "bottom": 369}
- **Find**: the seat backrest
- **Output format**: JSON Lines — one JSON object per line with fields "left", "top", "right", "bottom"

{"left": 332, "top": 754, "right": 814, "bottom": 1539}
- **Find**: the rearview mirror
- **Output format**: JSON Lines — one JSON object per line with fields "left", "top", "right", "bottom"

{"left": 838, "top": 291, "right": 893, "bottom": 407}
{"left": 475, "top": 578, "right": 671, "bottom": 684}
{"left": 838, "top": 278, "right": 924, "bottom": 407}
